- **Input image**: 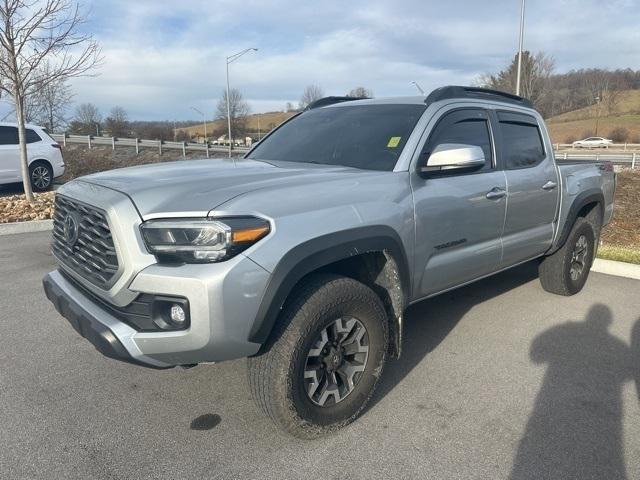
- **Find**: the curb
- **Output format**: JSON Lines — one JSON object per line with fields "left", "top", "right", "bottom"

{"left": 0, "top": 219, "right": 53, "bottom": 236}
{"left": 592, "top": 258, "right": 640, "bottom": 281}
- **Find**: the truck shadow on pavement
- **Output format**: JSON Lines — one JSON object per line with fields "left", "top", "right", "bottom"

{"left": 509, "top": 304, "right": 638, "bottom": 480}
{"left": 370, "top": 262, "right": 640, "bottom": 479}
{"left": 371, "top": 261, "right": 540, "bottom": 410}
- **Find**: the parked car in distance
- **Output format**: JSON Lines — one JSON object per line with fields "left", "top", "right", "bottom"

{"left": 0, "top": 122, "right": 65, "bottom": 191}
{"left": 572, "top": 137, "right": 613, "bottom": 149}
{"left": 43, "top": 86, "right": 615, "bottom": 439}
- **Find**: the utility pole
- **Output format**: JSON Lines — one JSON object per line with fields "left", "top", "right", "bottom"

{"left": 515, "top": 0, "right": 526, "bottom": 96}
{"left": 594, "top": 96, "right": 601, "bottom": 136}
{"left": 226, "top": 47, "right": 258, "bottom": 157}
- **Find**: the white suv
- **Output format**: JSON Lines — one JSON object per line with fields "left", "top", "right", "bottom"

{"left": 0, "top": 122, "right": 65, "bottom": 191}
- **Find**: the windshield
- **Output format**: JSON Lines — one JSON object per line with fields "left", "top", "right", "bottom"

{"left": 247, "top": 104, "right": 426, "bottom": 171}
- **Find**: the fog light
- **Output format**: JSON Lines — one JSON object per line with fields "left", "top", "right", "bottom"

{"left": 170, "top": 304, "right": 186, "bottom": 324}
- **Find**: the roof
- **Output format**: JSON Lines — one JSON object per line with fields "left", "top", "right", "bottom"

{"left": 0, "top": 121, "right": 45, "bottom": 129}
{"left": 313, "top": 85, "right": 534, "bottom": 110}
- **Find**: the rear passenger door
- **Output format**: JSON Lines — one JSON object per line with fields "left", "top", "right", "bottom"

{"left": 496, "top": 111, "right": 560, "bottom": 267}
{"left": 0, "top": 126, "right": 20, "bottom": 183}
{"left": 411, "top": 108, "right": 506, "bottom": 298}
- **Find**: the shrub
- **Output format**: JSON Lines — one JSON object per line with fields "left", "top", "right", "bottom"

{"left": 564, "top": 135, "right": 577, "bottom": 144}
{"left": 632, "top": 134, "right": 640, "bottom": 144}
{"left": 608, "top": 127, "right": 630, "bottom": 142}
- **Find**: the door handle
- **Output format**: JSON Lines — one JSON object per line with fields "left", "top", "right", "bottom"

{"left": 542, "top": 181, "right": 557, "bottom": 191}
{"left": 486, "top": 187, "right": 506, "bottom": 200}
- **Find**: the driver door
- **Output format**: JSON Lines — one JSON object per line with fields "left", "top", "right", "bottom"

{"left": 410, "top": 108, "right": 506, "bottom": 299}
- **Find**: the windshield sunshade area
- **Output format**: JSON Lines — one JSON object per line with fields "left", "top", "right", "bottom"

{"left": 247, "top": 104, "right": 426, "bottom": 171}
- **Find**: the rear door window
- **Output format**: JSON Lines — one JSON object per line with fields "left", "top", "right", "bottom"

{"left": 497, "top": 112, "right": 545, "bottom": 169}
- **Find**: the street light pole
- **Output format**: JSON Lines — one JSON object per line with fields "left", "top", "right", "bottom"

{"left": 226, "top": 47, "right": 258, "bottom": 158}
{"left": 225, "top": 60, "right": 231, "bottom": 157}
{"left": 410, "top": 81, "right": 426, "bottom": 96}
{"left": 515, "top": 0, "right": 526, "bottom": 97}
{"left": 190, "top": 106, "right": 206, "bottom": 143}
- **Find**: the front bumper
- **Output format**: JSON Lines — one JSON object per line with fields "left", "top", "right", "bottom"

{"left": 44, "top": 270, "right": 170, "bottom": 368}
{"left": 44, "top": 251, "right": 270, "bottom": 368}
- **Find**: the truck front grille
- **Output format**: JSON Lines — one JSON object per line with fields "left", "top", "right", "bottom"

{"left": 51, "top": 195, "right": 120, "bottom": 289}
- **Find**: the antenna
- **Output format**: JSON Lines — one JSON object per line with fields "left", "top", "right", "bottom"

{"left": 411, "top": 81, "right": 426, "bottom": 96}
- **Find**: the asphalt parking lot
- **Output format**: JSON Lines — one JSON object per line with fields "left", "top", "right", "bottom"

{"left": 1, "top": 231, "right": 640, "bottom": 479}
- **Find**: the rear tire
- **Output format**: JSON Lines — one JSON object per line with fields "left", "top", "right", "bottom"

{"left": 539, "top": 217, "right": 597, "bottom": 296}
{"left": 247, "top": 274, "right": 388, "bottom": 439}
{"left": 29, "top": 161, "right": 53, "bottom": 192}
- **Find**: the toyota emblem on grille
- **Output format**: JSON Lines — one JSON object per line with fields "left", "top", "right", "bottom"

{"left": 62, "top": 212, "right": 80, "bottom": 247}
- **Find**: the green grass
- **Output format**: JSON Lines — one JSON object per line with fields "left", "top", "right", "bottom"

{"left": 597, "top": 244, "right": 640, "bottom": 265}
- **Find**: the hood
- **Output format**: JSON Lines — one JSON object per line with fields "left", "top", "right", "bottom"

{"left": 78, "top": 158, "right": 372, "bottom": 218}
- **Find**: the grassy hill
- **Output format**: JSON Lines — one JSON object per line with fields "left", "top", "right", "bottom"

{"left": 178, "top": 111, "right": 296, "bottom": 139}
{"left": 546, "top": 90, "right": 640, "bottom": 143}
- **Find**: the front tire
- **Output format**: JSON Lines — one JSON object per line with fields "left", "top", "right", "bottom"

{"left": 29, "top": 161, "right": 53, "bottom": 192}
{"left": 247, "top": 274, "right": 388, "bottom": 439}
{"left": 539, "top": 217, "right": 597, "bottom": 296}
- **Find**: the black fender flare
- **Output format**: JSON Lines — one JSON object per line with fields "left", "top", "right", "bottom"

{"left": 248, "top": 226, "right": 410, "bottom": 344}
{"left": 552, "top": 189, "right": 604, "bottom": 253}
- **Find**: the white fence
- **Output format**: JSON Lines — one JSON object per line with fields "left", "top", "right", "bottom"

{"left": 554, "top": 151, "right": 638, "bottom": 168}
{"left": 50, "top": 133, "right": 251, "bottom": 157}
{"left": 554, "top": 143, "right": 640, "bottom": 151}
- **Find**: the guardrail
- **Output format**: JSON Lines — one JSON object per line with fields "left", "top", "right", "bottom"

{"left": 50, "top": 133, "right": 251, "bottom": 157}
{"left": 554, "top": 143, "right": 640, "bottom": 151}
{"left": 555, "top": 151, "right": 637, "bottom": 168}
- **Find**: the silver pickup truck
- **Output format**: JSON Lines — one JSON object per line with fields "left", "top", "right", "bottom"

{"left": 43, "top": 86, "right": 615, "bottom": 438}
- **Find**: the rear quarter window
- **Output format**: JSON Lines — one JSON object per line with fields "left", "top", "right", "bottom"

{"left": 26, "top": 129, "right": 41, "bottom": 143}
{"left": 497, "top": 112, "right": 546, "bottom": 169}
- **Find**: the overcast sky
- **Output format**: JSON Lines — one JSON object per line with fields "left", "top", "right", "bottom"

{"left": 31, "top": 0, "right": 640, "bottom": 120}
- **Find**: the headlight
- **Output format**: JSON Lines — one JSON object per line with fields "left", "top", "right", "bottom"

{"left": 140, "top": 217, "right": 270, "bottom": 263}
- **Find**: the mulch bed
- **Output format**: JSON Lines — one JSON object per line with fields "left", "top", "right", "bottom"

{"left": 0, "top": 191, "right": 54, "bottom": 223}
{"left": 601, "top": 169, "right": 640, "bottom": 249}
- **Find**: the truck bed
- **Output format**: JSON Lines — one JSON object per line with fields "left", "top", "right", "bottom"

{"left": 553, "top": 161, "right": 616, "bottom": 249}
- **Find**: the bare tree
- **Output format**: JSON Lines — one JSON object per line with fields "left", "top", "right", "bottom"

{"left": 299, "top": 84, "right": 324, "bottom": 109}
{"left": 69, "top": 102, "right": 100, "bottom": 135}
{"left": 34, "top": 63, "right": 74, "bottom": 131}
{"left": 215, "top": 88, "right": 250, "bottom": 141}
{"left": 0, "top": 0, "right": 101, "bottom": 201}
{"left": 582, "top": 69, "right": 624, "bottom": 116}
{"left": 1, "top": 63, "right": 73, "bottom": 128}
{"left": 20, "top": 89, "right": 44, "bottom": 122}
{"left": 347, "top": 86, "right": 373, "bottom": 98}
{"left": 104, "top": 105, "right": 129, "bottom": 137}
{"left": 478, "top": 51, "right": 555, "bottom": 115}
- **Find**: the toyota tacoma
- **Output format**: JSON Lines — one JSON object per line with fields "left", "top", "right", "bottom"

{"left": 43, "top": 86, "right": 615, "bottom": 438}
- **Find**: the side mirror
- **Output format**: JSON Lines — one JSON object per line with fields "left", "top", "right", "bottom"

{"left": 420, "top": 143, "right": 485, "bottom": 175}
